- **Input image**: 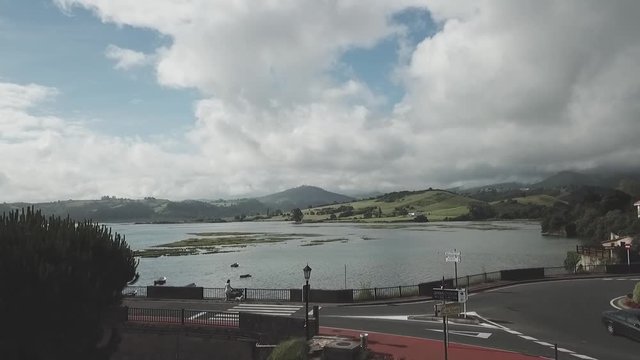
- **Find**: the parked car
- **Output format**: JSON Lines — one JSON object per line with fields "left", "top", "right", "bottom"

{"left": 602, "top": 309, "right": 640, "bottom": 341}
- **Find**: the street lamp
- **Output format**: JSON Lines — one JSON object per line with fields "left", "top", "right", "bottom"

{"left": 303, "top": 264, "right": 312, "bottom": 340}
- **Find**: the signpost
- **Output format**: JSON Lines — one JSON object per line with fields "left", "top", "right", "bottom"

{"left": 433, "top": 288, "right": 467, "bottom": 302}
{"left": 435, "top": 302, "right": 463, "bottom": 317}
{"left": 445, "top": 250, "right": 461, "bottom": 288}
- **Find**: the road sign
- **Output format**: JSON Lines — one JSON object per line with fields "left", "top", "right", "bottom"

{"left": 434, "top": 302, "right": 463, "bottom": 317}
{"left": 445, "top": 251, "right": 461, "bottom": 263}
{"left": 433, "top": 288, "right": 467, "bottom": 302}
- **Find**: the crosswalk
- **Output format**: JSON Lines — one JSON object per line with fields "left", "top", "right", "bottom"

{"left": 227, "top": 303, "right": 303, "bottom": 316}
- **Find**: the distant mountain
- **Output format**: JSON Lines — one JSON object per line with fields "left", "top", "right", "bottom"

{"left": 258, "top": 185, "right": 354, "bottom": 211}
{"left": 0, "top": 197, "right": 267, "bottom": 223}
{"left": 531, "top": 171, "right": 611, "bottom": 189}
{"left": 532, "top": 170, "right": 640, "bottom": 196}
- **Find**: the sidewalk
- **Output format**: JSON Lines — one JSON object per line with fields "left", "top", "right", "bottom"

{"left": 320, "top": 327, "right": 549, "bottom": 360}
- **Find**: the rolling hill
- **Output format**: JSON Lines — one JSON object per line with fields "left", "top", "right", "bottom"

{"left": 258, "top": 185, "right": 354, "bottom": 211}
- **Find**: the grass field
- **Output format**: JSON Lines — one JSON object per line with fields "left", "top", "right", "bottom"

{"left": 306, "top": 190, "right": 476, "bottom": 222}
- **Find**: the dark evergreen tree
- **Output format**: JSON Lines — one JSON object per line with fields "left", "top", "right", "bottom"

{"left": 0, "top": 208, "right": 137, "bottom": 360}
{"left": 291, "top": 208, "right": 304, "bottom": 223}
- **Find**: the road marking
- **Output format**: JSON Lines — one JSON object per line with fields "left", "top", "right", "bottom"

{"left": 330, "top": 315, "right": 410, "bottom": 320}
{"left": 518, "top": 335, "right": 537, "bottom": 341}
{"left": 534, "top": 341, "right": 553, "bottom": 347}
{"left": 571, "top": 354, "right": 598, "bottom": 360}
{"left": 228, "top": 303, "right": 302, "bottom": 316}
{"left": 472, "top": 311, "right": 599, "bottom": 360}
{"left": 308, "top": 306, "right": 322, "bottom": 316}
{"left": 609, "top": 296, "right": 625, "bottom": 310}
{"left": 188, "top": 311, "right": 207, "bottom": 320}
{"left": 427, "top": 329, "right": 492, "bottom": 339}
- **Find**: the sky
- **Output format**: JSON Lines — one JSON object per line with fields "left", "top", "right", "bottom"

{"left": 1, "top": 0, "right": 640, "bottom": 202}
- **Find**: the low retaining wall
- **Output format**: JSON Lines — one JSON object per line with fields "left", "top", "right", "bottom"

{"left": 114, "top": 324, "right": 255, "bottom": 360}
{"left": 290, "top": 288, "right": 354, "bottom": 303}
{"left": 147, "top": 286, "right": 203, "bottom": 300}
{"left": 500, "top": 268, "right": 545, "bottom": 281}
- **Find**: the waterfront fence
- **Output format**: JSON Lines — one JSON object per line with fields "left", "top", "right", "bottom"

{"left": 126, "top": 307, "right": 239, "bottom": 327}
{"left": 122, "top": 263, "right": 640, "bottom": 303}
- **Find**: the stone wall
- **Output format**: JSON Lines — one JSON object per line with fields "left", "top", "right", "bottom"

{"left": 113, "top": 324, "right": 255, "bottom": 360}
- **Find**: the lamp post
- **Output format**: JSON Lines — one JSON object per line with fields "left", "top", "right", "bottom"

{"left": 626, "top": 243, "right": 631, "bottom": 273}
{"left": 303, "top": 264, "right": 312, "bottom": 340}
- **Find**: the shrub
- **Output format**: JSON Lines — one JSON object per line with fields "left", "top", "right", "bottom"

{"left": 0, "top": 208, "right": 137, "bottom": 359}
{"left": 268, "top": 338, "right": 308, "bottom": 360}
{"left": 634, "top": 282, "right": 640, "bottom": 304}
{"left": 563, "top": 251, "right": 581, "bottom": 272}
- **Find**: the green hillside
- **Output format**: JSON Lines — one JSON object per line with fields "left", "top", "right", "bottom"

{"left": 494, "top": 194, "right": 561, "bottom": 207}
{"left": 303, "top": 189, "right": 478, "bottom": 222}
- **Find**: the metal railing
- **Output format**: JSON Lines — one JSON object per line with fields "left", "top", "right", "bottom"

{"left": 244, "top": 288, "right": 290, "bottom": 302}
{"left": 122, "top": 263, "right": 640, "bottom": 303}
{"left": 123, "top": 286, "right": 147, "bottom": 297}
{"left": 126, "top": 307, "right": 239, "bottom": 327}
{"left": 353, "top": 285, "right": 419, "bottom": 302}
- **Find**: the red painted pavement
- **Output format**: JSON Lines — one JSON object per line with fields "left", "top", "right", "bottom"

{"left": 320, "top": 327, "right": 550, "bottom": 360}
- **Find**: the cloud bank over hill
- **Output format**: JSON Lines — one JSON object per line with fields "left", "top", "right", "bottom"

{"left": 2, "top": 1, "right": 640, "bottom": 202}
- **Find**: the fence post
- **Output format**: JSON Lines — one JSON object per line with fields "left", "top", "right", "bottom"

{"left": 399, "top": 286, "right": 402, "bottom": 297}
{"left": 466, "top": 275, "right": 470, "bottom": 288}
{"left": 181, "top": 309, "right": 185, "bottom": 325}
{"left": 484, "top": 272, "right": 487, "bottom": 283}
{"left": 124, "top": 306, "right": 129, "bottom": 322}
{"left": 374, "top": 288, "right": 377, "bottom": 300}
{"left": 245, "top": 288, "right": 248, "bottom": 300}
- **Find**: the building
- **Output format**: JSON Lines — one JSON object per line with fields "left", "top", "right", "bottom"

{"left": 635, "top": 200, "right": 640, "bottom": 218}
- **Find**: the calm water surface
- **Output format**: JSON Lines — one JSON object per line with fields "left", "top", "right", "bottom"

{"left": 107, "top": 221, "right": 578, "bottom": 289}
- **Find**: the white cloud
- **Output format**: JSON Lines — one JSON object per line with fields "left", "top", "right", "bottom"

{"left": 104, "top": 44, "right": 152, "bottom": 70}
{"left": 4, "top": 0, "right": 638, "bottom": 201}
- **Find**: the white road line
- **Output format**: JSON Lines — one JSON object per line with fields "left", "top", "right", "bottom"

{"left": 308, "top": 306, "right": 322, "bottom": 316}
{"left": 228, "top": 303, "right": 302, "bottom": 316}
{"left": 534, "top": 341, "right": 553, "bottom": 347}
{"left": 609, "top": 296, "right": 625, "bottom": 310}
{"left": 188, "top": 311, "right": 206, "bottom": 320}
{"left": 575, "top": 353, "right": 599, "bottom": 359}
{"left": 473, "top": 311, "right": 598, "bottom": 360}
{"left": 519, "top": 335, "right": 537, "bottom": 341}
{"left": 427, "top": 329, "right": 493, "bottom": 339}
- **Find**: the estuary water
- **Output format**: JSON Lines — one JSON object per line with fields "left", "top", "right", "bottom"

{"left": 107, "top": 221, "right": 578, "bottom": 289}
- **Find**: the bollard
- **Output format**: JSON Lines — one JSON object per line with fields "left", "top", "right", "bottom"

{"left": 360, "top": 333, "right": 368, "bottom": 349}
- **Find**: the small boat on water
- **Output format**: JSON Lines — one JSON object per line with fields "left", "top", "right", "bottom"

{"left": 231, "top": 262, "right": 239, "bottom": 268}
{"left": 240, "top": 274, "right": 252, "bottom": 278}
{"left": 153, "top": 276, "right": 167, "bottom": 286}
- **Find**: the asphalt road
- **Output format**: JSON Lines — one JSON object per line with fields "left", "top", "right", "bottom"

{"left": 125, "top": 277, "right": 640, "bottom": 359}
{"left": 320, "top": 277, "right": 640, "bottom": 360}
{"left": 466, "top": 277, "right": 639, "bottom": 360}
